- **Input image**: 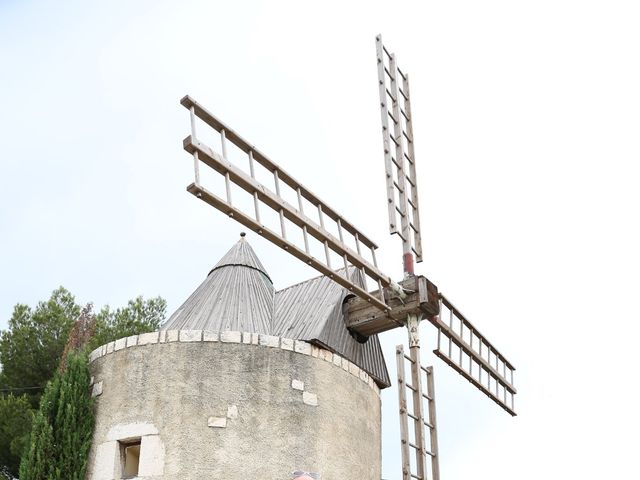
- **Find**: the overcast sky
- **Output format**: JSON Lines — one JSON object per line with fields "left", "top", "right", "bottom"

{"left": 1, "top": 1, "right": 639, "bottom": 478}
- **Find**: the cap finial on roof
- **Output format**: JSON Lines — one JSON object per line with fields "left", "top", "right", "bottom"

{"left": 209, "top": 235, "right": 271, "bottom": 283}
{"left": 161, "top": 236, "right": 274, "bottom": 333}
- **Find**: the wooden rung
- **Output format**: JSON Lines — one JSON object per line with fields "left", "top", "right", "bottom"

{"left": 407, "top": 412, "right": 419, "bottom": 421}
{"left": 410, "top": 474, "right": 422, "bottom": 480}
{"left": 385, "top": 87, "right": 397, "bottom": 103}
{"left": 395, "top": 205, "right": 407, "bottom": 217}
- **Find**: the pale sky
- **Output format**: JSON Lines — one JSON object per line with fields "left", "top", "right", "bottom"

{"left": 1, "top": 1, "right": 639, "bottom": 479}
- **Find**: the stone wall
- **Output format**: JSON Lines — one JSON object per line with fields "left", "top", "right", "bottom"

{"left": 85, "top": 331, "right": 381, "bottom": 480}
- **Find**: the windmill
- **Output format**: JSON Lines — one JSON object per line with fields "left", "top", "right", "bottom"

{"left": 179, "top": 34, "right": 516, "bottom": 480}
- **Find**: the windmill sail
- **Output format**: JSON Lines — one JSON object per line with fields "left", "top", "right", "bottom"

{"left": 430, "top": 294, "right": 517, "bottom": 416}
{"left": 396, "top": 344, "right": 440, "bottom": 480}
{"left": 376, "top": 35, "right": 423, "bottom": 266}
{"left": 181, "top": 95, "right": 393, "bottom": 312}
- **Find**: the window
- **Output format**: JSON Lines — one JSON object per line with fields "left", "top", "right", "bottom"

{"left": 119, "top": 439, "right": 141, "bottom": 478}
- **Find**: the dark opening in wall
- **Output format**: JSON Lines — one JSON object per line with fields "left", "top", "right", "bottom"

{"left": 119, "top": 439, "right": 141, "bottom": 478}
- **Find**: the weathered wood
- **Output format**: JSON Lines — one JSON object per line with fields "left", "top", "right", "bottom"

{"left": 433, "top": 349, "right": 516, "bottom": 417}
{"left": 345, "top": 275, "right": 439, "bottom": 336}
{"left": 425, "top": 366, "right": 440, "bottom": 480}
{"left": 181, "top": 95, "right": 379, "bottom": 251}
{"left": 409, "top": 344, "right": 427, "bottom": 480}
{"left": 183, "top": 136, "right": 394, "bottom": 311}
{"left": 187, "top": 182, "right": 388, "bottom": 312}
{"left": 396, "top": 345, "right": 412, "bottom": 480}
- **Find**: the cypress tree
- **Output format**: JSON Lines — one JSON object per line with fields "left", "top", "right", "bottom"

{"left": 19, "top": 350, "right": 95, "bottom": 480}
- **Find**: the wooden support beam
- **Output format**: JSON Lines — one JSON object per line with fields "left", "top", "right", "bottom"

{"left": 345, "top": 276, "right": 439, "bottom": 336}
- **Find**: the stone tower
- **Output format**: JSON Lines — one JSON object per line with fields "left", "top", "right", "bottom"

{"left": 85, "top": 236, "right": 389, "bottom": 480}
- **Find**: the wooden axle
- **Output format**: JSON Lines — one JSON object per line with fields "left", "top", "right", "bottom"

{"left": 345, "top": 275, "right": 439, "bottom": 337}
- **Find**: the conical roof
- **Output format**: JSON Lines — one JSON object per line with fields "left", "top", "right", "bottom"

{"left": 162, "top": 234, "right": 390, "bottom": 388}
{"left": 162, "top": 235, "right": 274, "bottom": 333}
{"left": 209, "top": 235, "right": 271, "bottom": 282}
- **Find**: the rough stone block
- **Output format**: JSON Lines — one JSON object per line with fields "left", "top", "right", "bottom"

{"left": 89, "top": 347, "right": 103, "bottom": 363}
{"left": 92, "top": 381, "right": 103, "bottom": 398}
{"left": 302, "top": 391, "right": 318, "bottom": 406}
{"left": 291, "top": 379, "right": 304, "bottom": 391}
{"left": 259, "top": 334, "right": 279, "bottom": 348}
{"left": 341, "top": 358, "right": 350, "bottom": 372}
{"left": 139, "top": 435, "right": 165, "bottom": 476}
{"left": 251, "top": 332, "right": 259, "bottom": 345}
{"left": 126, "top": 335, "right": 138, "bottom": 347}
{"left": 242, "top": 332, "right": 252, "bottom": 344}
{"left": 368, "top": 377, "right": 375, "bottom": 389}
{"left": 93, "top": 441, "right": 118, "bottom": 480}
{"left": 138, "top": 332, "right": 159, "bottom": 345}
{"left": 281, "top": 338, "right": 294, "bottom": 351}
{"left": 208, "top": 417, "right": 227, "bottom": 428}
{"left": 90, "top": 376, "right": 94, "bottom": 386}
{"left": 220, "top": 331, "right": 241, "bottom": 343}
{"left": 294, "top": 340, "right": 312, "bottom": 356}
{"left": 333, "top": 354, "right": 342, "bottom": 367}
{"left": 349, "top": 362, "right": 360, "bottom": 377}
{"left": 227, "top": 405, "right": 238, "bottom": 419}
{"left": 320, "top": 350, "right": 333, "bottom": 363}
{"left": 105, "top": 341, "right": 115, "bottom": 354}
{"left": 311, "top": 346, "right": 320, "bottom": 358}
{"left": 158, "top": 330, "right": 167, "bottom": 343}
{"left": 179, "top": 330, "right": 202, "bottom": 342}
{"left": 166, "top": 330, "right": 179, "bottom": 343}
{"left": 114, "top": 337, "right": 127, "bottom": 351}
{"left": 203, "top": 331, "right": 219, "bottom": 342}
{"left": 106, "top": 422, "right": 159, "bottom": 440}
{"left": 360, "top": 370, "right": 368, "bottom": 382}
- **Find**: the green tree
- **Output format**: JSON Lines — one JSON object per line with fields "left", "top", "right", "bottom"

{"left": 0, "top": 287, "right": 80, "bottom": 408}
{"left": 0, "top": 288, "right": 166, "bottom": 476}
{"left": 90, "top": 295, "right": 166, "bottom": 349}
{"left": 19, "top": 350, "right": 94, "bottom": 480}
{"left": 0, "top": 394, "right": 33, "bottom": 478}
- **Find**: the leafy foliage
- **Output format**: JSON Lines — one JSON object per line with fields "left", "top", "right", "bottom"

{"left": 0, "top": 287, "right": 80, "bottom": 408}
{"left": 90, "top": 295, "right": 166, "bottom": 349}
{"left": 0, "top": 394, "right": 33, "bottom": 478}
{"left": 19, "top": 350, "right": 94, "bottom": 480}
{"left": 0, "top": 287, "right": 166, "bottom": 476}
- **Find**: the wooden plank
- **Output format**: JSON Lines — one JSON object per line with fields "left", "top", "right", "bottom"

{"left": 375, "top": 35, "right": 399, "bottom": 235}
{"left": 401, "top": 73, "right": 423, "bottom": 262}
{"left": 186, "top": 183, "right": 389, "bottom": 312}
{"left": 181, "top": 95, "right": 379, "bottom": 250}
{"left": 409, "top": 344, "right": 427, "bottom": 480}
{"left": 433, "top": 349, "right": 517, "bottom": 416}
{"left": 439, "top": 294, "right": 515, "bottom": 370}
{"left": 425, "top": 367, "right": 440, "bottom": 480}
{"left": 345, "top": 276, "right": 439, "bottom": 336}
{"left": 183, "top": 136, "right": 393, "bottom": 295}
{"left": 388, "top": 52, "right": 412, "bottom": 261}
{"left": 396, "top": 345, "right": 412, "bottom": 480}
